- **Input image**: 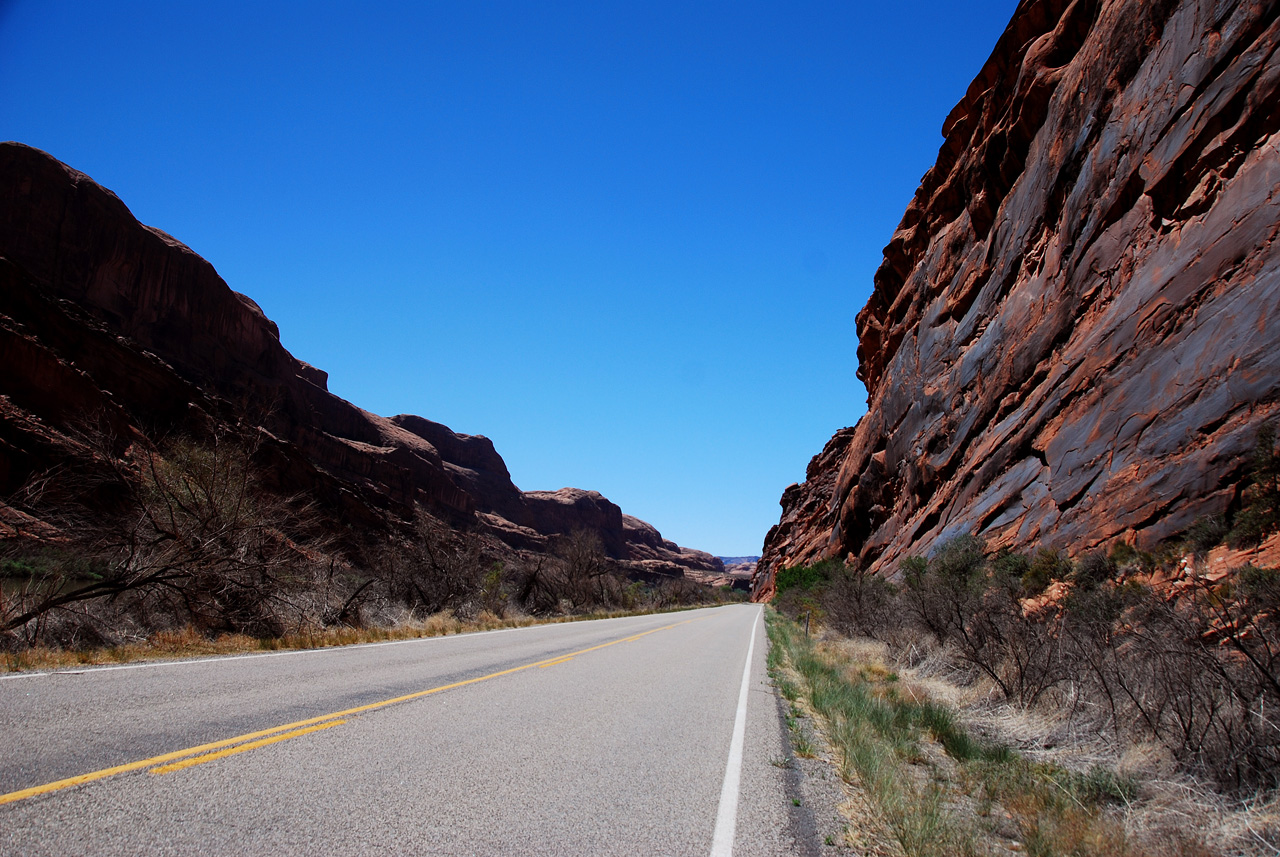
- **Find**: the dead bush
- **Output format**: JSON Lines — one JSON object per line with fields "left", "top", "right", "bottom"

{"left": 512, "top": 530, "right": 622, "bottom": 614}
{"left": 791, "top": 531, "right": 1280, "bottom": 792}
{"left": 373, "top": 518, "right": 489, "bottom": 618}
{"left": 3, "top": 433, "right": 326, "bottom": 644}
{"left": 822, "top": 562, "right": 898, "bottom": 641}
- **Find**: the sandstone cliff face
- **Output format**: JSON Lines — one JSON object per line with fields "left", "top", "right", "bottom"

{"left": 620, "top": 513, "right": 726, "bottom": 577}
{"left": 757, "top": 0, "right": 1280, "bottom": 596}
{"left": 0, "top": 142, "right": 718, "bottom": 576}
{"left": 754, "top": 428, "right": 855, "bottom": 601}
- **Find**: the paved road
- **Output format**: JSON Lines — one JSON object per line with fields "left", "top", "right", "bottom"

{"left": 0, "top": 604, "right": 822, "bottom": 855}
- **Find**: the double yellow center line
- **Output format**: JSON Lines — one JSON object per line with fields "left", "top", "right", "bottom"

{"left": 0, "top": 616, "right": 699, "bottom": 806}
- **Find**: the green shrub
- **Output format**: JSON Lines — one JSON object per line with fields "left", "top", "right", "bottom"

{"left": 0, "top": 559, "right": 39, "bottom": 579}
{"left": 989, "top": 549, "right": 1030, "bottom": 587}
{"left": 1186, "top": 514, "right": 1229, "bottom": 555}
{"left": 1107, "top": 540, "right": 1156, "bottom": 574}
{"left": 1073, "top": 550, "right": 1118, "bottom": 589}
{"left": 899, "top": 555, "right": 929, "bottom": 582}
{"left": 1228, "top": 422, "right": 1279, "bottom": 548}
{"left": 1023, "top": 548, "right": 1070, "bottom": 594}
{"left": 929, "top": 534, "right": 987, "bottom": 584}
{"left": 1227, "top": 441, "right": 1277, "bottom": 545}
{"left": 774, "top": 558, "right": 841, "bottom": 594}
{"left": 1228, "top": 507, "right": 1273, "bottom": 549}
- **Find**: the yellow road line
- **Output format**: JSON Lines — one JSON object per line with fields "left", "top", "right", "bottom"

{"left": 149, "top": 720, "right": 347, "bottom": 775}
{"left": 0, "top": 615, "right": 702, "bottom": 806}
{"left": 537, "top": 657, "right": 574, "bottom": 668}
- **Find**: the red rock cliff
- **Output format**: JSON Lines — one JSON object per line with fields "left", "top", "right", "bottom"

{"left": 756, "top": 0, "right": 1280, "bottom": 598}
{"left": 0, "top": 142, "right": 720, "bottom": 577}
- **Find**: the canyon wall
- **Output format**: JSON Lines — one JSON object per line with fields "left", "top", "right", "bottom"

{"left": 756, "top": 0, "right": 1280, "bottom": 598}
{"left": 0, "top": 142, "right": 721, "bottom": 577}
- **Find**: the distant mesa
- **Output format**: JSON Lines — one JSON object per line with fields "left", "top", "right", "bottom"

{"left": 755, "top": 0, "right": 1280, "bottom": 599}
{"left": 717, "top": 557, "right": 760, "bottom": 590}
{"left": 0, "top": 140, "right": 720, "bottom": 580}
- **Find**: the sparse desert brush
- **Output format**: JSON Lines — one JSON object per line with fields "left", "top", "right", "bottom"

{"left": 2, "top": 597, "right": 716, "bottom": 673}
{"left": 774, "top": 529, "right": 1280, "bottom": 795}
{"left": 3, "top": 419, "right": 733, "bottom": 662}
{"left": 766, "top": 608, "right": 1273, "bottom": 857}
{"left": 769, "top": 610, "right": 1143, "bottom": 857}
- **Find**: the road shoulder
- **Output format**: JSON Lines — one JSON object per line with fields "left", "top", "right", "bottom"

{"left": 729, "top": 611, "right": 849, "bottom": 856}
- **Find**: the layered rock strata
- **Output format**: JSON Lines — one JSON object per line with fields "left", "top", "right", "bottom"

{"left": 756, "top": 0, "right": 1280, "bottom": 598}
{"left": 0, "top": 142, "right": 720, "bottom": 577}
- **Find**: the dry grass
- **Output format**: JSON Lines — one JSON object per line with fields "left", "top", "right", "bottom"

{"left": 2, "top": 604, "right": 697, "bottom": 673}
{"left": 803, "top": 622, "right": 1280, "bottom": 857}
{"left": 768, "top": 613, "right": 989, "bottom": 856}
{"left": 766, "top": 609, "right": 1280, "bottom": 857}
{"left": 765, "top": 624, "right": 907, "bottom": 856}
{"left": 930, "top": 684, "right": 1280, "bottom": 855}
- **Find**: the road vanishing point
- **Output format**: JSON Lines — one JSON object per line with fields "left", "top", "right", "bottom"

{"left": 0, "top": 604, "right": 826, "bottom": 855}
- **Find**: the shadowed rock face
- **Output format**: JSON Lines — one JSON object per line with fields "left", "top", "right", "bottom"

{"left": 0, "top": 142, "right": 721, "bottom": 577}
{"left": 756, "top": 0, "right": 1280, "bottom": 599}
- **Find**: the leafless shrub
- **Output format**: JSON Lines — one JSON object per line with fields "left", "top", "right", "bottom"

{"left": 1078, "top": 571, "right": 1280, "bottom": 791}
{"left": 896, "top": 537, "right": 1071, "bottom": 706}
{"left": 791, "top": 533, "right": 1280, "bottom": 792}
{"left": 822, "top": 561, "right": 898, "bottom": 641}
{"left": 555, "top": 529, "right": 613, "bottom": 609}
{"left": 2, "top": 419, "right": 723, "bottom": 653}
{"left": 648, "top": 575, "right": 711, "bottom": 609}
{"left": 373, "top": 518, "right": 490, "bottom": 618}
{"left": 512, "top": 529, "right": 619, "bottom": 614}
{"left": 3, "top": 431, "right": 327, "bottom": 645}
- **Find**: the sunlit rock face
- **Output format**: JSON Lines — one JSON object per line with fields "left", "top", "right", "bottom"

{"left": 755, "top": 0, "right": 1280, "bottom": 599}
{"left": 0, "top": 141, "right": 719, "bottom": 577}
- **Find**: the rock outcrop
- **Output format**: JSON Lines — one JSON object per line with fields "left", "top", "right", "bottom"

{"left": 621, "top": 513, "right": 726, "bottom": 581}
{"left": 0, "top": 142, "right": 719, "bottom": 577}
{"left": 756, "top": 0, "right": 1280, "bottom": 598}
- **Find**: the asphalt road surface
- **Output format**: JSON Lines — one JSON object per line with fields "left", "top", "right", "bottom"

{"left": 0, "top": 604, "right": 825, "bottom": 855}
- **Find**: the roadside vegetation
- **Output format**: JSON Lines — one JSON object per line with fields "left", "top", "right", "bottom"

{"left": 769, "top": 424, "right": 1280, "bottom": 855}
{"left": 0, "top": 429, "right": 741, "bottom": 670}
{"left": 2, "top": 603, "right": 718, "bottom": 673}
{"left": 769, "top": 611, "right": 1142, "bottom": 856}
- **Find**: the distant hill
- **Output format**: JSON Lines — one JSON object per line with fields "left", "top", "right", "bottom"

{"left": 719, "top": 558, "right": 760, "bottom": 584}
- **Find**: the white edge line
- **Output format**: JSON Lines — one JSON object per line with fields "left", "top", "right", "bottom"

{"left": 709, "top": 605, "right": 760, "bottom": 857}
{"left": 0, "top": 606, "right": 722, "bottom": 681}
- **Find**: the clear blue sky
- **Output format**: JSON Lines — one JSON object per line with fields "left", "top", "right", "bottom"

{"left": 1, "top": 1, "right": 1015, "bottom": 557}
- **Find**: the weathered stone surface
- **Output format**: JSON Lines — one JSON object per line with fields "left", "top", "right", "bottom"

{"left": 711, "top": 557, "right": 757, "bottom": 592}
{"left": 622, "top": 514, "right": 725, "bottom": 574}
{"left": 521, "top": 489, "right": 627, "bottom": 557}
{"left": 757, "top": 0, "right": 1280, "bottom": 596}
{"left": 0, "top": 142, "right": 710, "bottom": 576}
{"left": 753, "top": 428, "right": 855, "bottom": 600}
